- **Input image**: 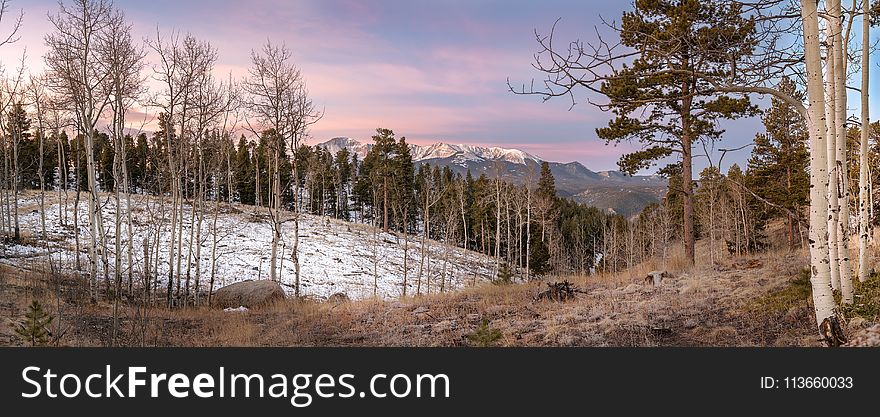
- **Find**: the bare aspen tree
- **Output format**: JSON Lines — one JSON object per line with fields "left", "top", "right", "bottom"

{"left": 101, "top": 16, "right": 144, "bottom": 298}
{"left": 0, "top": 59, "right": 24, "bottom": 242}
{"left": 244, "top": 41, "right": 321, "bottom": 295}
{"left": 190, "top": 54, "right": 233, "bottom": 305}
{"left": 45, "top": 0, "right": 119, "bottom": 301}
{"left": 858, "top": 0, "right": 871, "bottom": 283}
{"left": 26, "top": 76, "right": 50, "bottom": 244}
{"left": 97, "top": 9, "right": 143, "bottom": 339}
{"left": 417, "top": 170, "right": 443, "bottom": 294}
{"left": 0, "top": 1, "right": 23, "bottom": 241}
{"left": 243, "top": 41, "right": 299, "bottom": 285}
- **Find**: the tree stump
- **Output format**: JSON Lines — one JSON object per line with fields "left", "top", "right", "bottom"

{"left": 534, "top": 281, "right": 579, "bottom": 302}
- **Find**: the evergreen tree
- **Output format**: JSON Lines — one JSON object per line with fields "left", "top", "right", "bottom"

{"left": 745, "top": 77, "right": 809, "bottom": 249}
{"left": 529, "top": 227, "right": 551, "bottom": 276}
{"left": 391, "top": 137, "right": 416, "bottom": 232}
{"left": 14, "top": 300, "right": 53, "bottom": 347}
{"left": 6, "top": 102, "right": 32, "bottom": 190}
{"left": 234, "top": 136, "right": 255, "bottom": 205}
{"left": 333, "top": 148, "right": 352, "bottom": 219}
{"left": 595, "top": 0, "right": 758, "bottom": 266}
{"left": 360, "top": 128, "right": 398, "bottom": 231}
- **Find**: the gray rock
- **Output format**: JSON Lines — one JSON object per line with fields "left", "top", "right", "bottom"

{"left": 212, "top": 280, "right": 285, "bottom": 309}
{"left": 645, "top": 270, "right": 668, "bottom": 287}
{"left": 326, "top": 292, "right": 350, "bottom": 303}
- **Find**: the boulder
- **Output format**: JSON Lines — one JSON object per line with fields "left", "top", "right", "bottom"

{"left": 212, "top": 280, "right": 285, "bottom": 309}
{"left": 326, "top": 292, "right": 350, "bottom": 303}
{"left": 644, "top": 271, "right": 668, "bottom": 287}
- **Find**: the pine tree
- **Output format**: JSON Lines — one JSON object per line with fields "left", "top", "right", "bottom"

{"left": 534, "top": 161, "right": 557, "bottom": 244}
{"left": 361, "top": 128, "right": 398, "bottom": 232}
{"left": 595, "top": 0, "right": 758, "bottom": 266}
{"left": 529, "top": 227, "right": 551, "bottom": 277}
{"left": 234, "top": 136, "right": 255, "bottom": 205}
{"left": 745, "top": 77, "right": 809, "bottom": 250}
{"left": 14, "top": 300, "right": 54, "bottom": 347}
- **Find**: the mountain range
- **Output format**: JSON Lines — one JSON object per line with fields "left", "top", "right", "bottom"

{"left": 316, "top": 137, "right": 668, "bottom": 217}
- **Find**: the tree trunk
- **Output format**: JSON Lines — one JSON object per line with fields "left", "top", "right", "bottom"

{"left": 681, "top": 96, "right": 695, "bottom": 267}
{"left": 825, "top": 20, "right": 841, "bottom": 290}
{"left": 270, "top": 145, "right": 280, "bottom": 282}
{"left": 802, "top": 0, "right": 846, "bottom": 346}
{"left": 383, "top": 175, "right": 389, "bottom": 233}
{"left": 858, "top": 0, "right": 871, "bottom": 283}
{"left": 292, "top": 158, "right": 301, "bottom": 297}
{"left": 831, "top": 0, "right": 852, "bottom": 303}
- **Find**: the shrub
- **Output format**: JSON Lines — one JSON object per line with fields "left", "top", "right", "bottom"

{"left": 467, "top": 318, "right": 502, "bottom": 347}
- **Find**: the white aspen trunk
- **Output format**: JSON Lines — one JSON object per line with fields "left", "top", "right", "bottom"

{"left": 166, "top": 121, "right": 178, "bottom": 307}
{"left": 73, "top": 134, "right": 82, "bottom": 273}
{"left": 1, "top": 139, "right": 6, "bottom": 239}
{"left": 56, "top": 134, "right": 64, "bottom": 226}
{"left": 84, "top": 122, "right": 101, "bottom": 302}
{"left": 292, "top": 159, "right": 301, "bottom": 297}
{"left": 270, "top": 145, "right": 281, "bottom": 282}
{"left": 185, "top": 163, "right": 197, "bottom": 306}
{"left": 831, "top": 0, "right": 853, "bottom": 303}
{"left": 112, "top": 125, "right": 123, "bottom": 346}
{"left": 802, "top": 0, "right": 846, "bottom": 345}
{"left": 208, "top": 183, "right": 221, "bottom": 305}
{"left": 495, "top": 178, "right": 501, "bottom": 278}
{"left": 402, "top": 215, "right": 409, "bottom": 296}
{"left": 11, "top": 121, "right": 20, "bottom": 241}
{"left": 858, "top": 0, "right": 870, "bottom": 283}
{"left": 418, "top": 195, "right": 429, "bottom": 295}
{"left": 526, "top": 186, "right": 531, "bottom": 280}
{"left": 123, "top": 146, "right": 133, "bottom": 295}
{"left": 825, "top": 21, "right": 841, "bottom": 290}
{"left": 192, "top": 143, "right": 205, "bottom": 305}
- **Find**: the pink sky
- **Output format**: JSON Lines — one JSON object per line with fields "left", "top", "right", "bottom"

{"left": 1, "top": 0, "right": 878, "bottom": 173}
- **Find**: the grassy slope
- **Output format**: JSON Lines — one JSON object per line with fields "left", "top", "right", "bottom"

{"left": 7, "top": 246, "right": 876, "bottom": 347}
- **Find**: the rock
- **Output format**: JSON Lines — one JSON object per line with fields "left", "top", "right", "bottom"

{"left": 844, "top": 324, "right": 880, "bottom": 347}
{"left": 621, "top": 283, "right": 640, "bottom": 294}
{"left": 326, "top": 292, "right": 350, "bottom": 303}
{"left": 644, "top": 271, "right": 668, "bottom": 287}
{"left": 848, "top": 317, "right": 868, "bottom": 331}
{"left": 212, "top": 280, "right": 285, "bottom": 309}
{"left": 433, "top": 320, "right": 457, "bottom": 332}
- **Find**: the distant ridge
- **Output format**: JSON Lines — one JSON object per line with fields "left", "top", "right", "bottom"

{"left": 316, "top": 137, "right": 667, "bottom": 217}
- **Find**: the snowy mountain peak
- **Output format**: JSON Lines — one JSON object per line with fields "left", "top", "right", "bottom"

{"left": 319, "top": 137, "right": 372, "bottom": 158}
{"left": 315, "top": 137, "right": 542, "bottom": 165}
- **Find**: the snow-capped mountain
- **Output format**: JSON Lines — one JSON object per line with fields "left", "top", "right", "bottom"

{"left": 315, "top": 137, "right": 667, "bottom": 217}
{"left": 319, "top": 137, "right": 540, "bottom": 165}
{"left": 319, "top": 137, "right": 373, "bottom": 159}
{"left": 409, "top": 142, "right": 540, "bottom": 165}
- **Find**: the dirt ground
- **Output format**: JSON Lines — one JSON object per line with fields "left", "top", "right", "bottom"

{"left": 6, "top": 246, "right": 875, "bottom": 347}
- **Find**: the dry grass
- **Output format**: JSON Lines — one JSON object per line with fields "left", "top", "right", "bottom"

{"left": 4, "top": 208, "right": 876, "bottom": 347}
{"left": 0, "top": 245, "right": 836, "bottom": 346}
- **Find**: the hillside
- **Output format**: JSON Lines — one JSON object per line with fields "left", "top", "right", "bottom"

{"left": 0, "top": 191, "right": 494, "bottom": 300}
{"left": 3, "top": 193, "right": 878, "bottom": 347}
{"left": 317, "top": 137, "right": 667, "bottom": 217}
{"left": 6, "top": 245, "right": 877, "bottom": 347}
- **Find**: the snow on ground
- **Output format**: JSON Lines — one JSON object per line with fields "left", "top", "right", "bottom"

{"left": 1, "top": 191, "right": 494, "bottom": 300}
